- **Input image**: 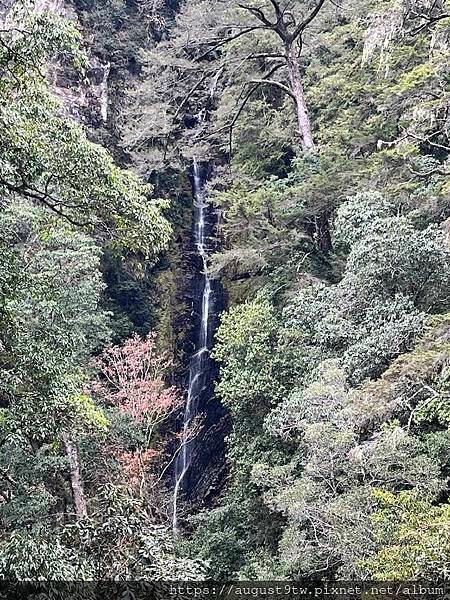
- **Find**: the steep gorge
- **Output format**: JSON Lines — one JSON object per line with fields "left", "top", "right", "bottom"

{"left": 62, "top": 0, "right": 230, "bottom": 525}
{"left": 173, "top": 159, "right": 221, "bottom": 530}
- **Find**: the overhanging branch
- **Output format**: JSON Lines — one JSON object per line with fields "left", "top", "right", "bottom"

{"left": 249, "top": 77, "right": 296, "bottom": 100}
{"left": 1, "top": 179, "right": 92, "bottom": 228}
{"left": 194, "top": 25, "right": 266, "bottom": 61}
{"left": 238, "top": 3, "right": 274, "bottom": 27}
{"left": 290, "top": 0, "right": 327, "bottom": 41}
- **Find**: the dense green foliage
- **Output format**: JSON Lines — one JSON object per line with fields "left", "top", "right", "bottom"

{"left": 0, "top": 3, "right": 171, "bottom": 257}
{"left": 0, "top": 0, "right": 204, "bottom": 579}
{"left": 152, "top": 0, "right": 449, "bottom": 581}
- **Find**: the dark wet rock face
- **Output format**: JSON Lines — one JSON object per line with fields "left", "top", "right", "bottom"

{"left": 172, "top": 161, "right": 229, "bottom": 531}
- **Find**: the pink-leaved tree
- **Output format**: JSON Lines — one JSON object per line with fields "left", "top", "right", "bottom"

{"left": 93, "top": 332, "right": 180, "bottom": 428}
{"left": 91, "top": 333, "right": 183, "bottom": 508}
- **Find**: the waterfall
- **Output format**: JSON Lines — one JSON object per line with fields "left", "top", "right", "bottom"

{"left": 172, "top": 158, "right": 214, "bottom": 532}
{"left": 99, "top": 61, "right": 110, "bottom": 123}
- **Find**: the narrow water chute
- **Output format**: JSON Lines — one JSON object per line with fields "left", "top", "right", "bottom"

{"left": 172, "top": 159, "right": 215, "bottom": 532}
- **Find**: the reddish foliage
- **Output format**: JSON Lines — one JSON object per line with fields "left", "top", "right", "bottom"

{"left": 91, "top": 334, "right": 182, "bottom": 507}
{"left": 92, "top": 333, "right": 181, "bottom": 427}
{"left": 117, "top": 449, "right": 160, "bottom": 488}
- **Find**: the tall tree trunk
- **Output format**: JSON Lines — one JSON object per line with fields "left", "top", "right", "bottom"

{"left": 63, "top": 432, "right": 87, "bottom": 519}
{"left": 315, "top": 212, "right": 333, "bottom": 253}
{"left": 284, "top": 42, "right": 332, "bottom": 251}
{"left": 285, "top": 44, "right": 315, "bottom": 150}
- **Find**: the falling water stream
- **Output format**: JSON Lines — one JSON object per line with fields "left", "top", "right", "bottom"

{"left": 172, "top": 158, "right": 214, "bottom": 532}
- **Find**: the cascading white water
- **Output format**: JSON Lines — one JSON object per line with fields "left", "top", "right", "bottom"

{"left": 172, "top": 158, "right": 213, "bottom": 533}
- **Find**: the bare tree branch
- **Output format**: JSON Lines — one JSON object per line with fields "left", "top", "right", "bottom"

{"left": 238, "top": 3, "right": 274, "bottom": 27}
{"left": 0, "top": 180, "right": 92, "bottom": 227}
{"left": 407, "top": 165, "right": 450, "bottom": 178}
{"left": 249, "top": 77, "right": 296, "bottom": 99}
{"left": 226, "top": 62, "right": 285, "bottom": 154}
{"left": 162, "top": 70, "right": 213, "bottom": 159}
{"left": 408, "top": 12, "right": 450, "bottom": 35}
{"left": 290, "top": 0, "right": 327, "bottom": 41}
{"left": 194, "top": 25, "right": 266, "bottom": 61}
